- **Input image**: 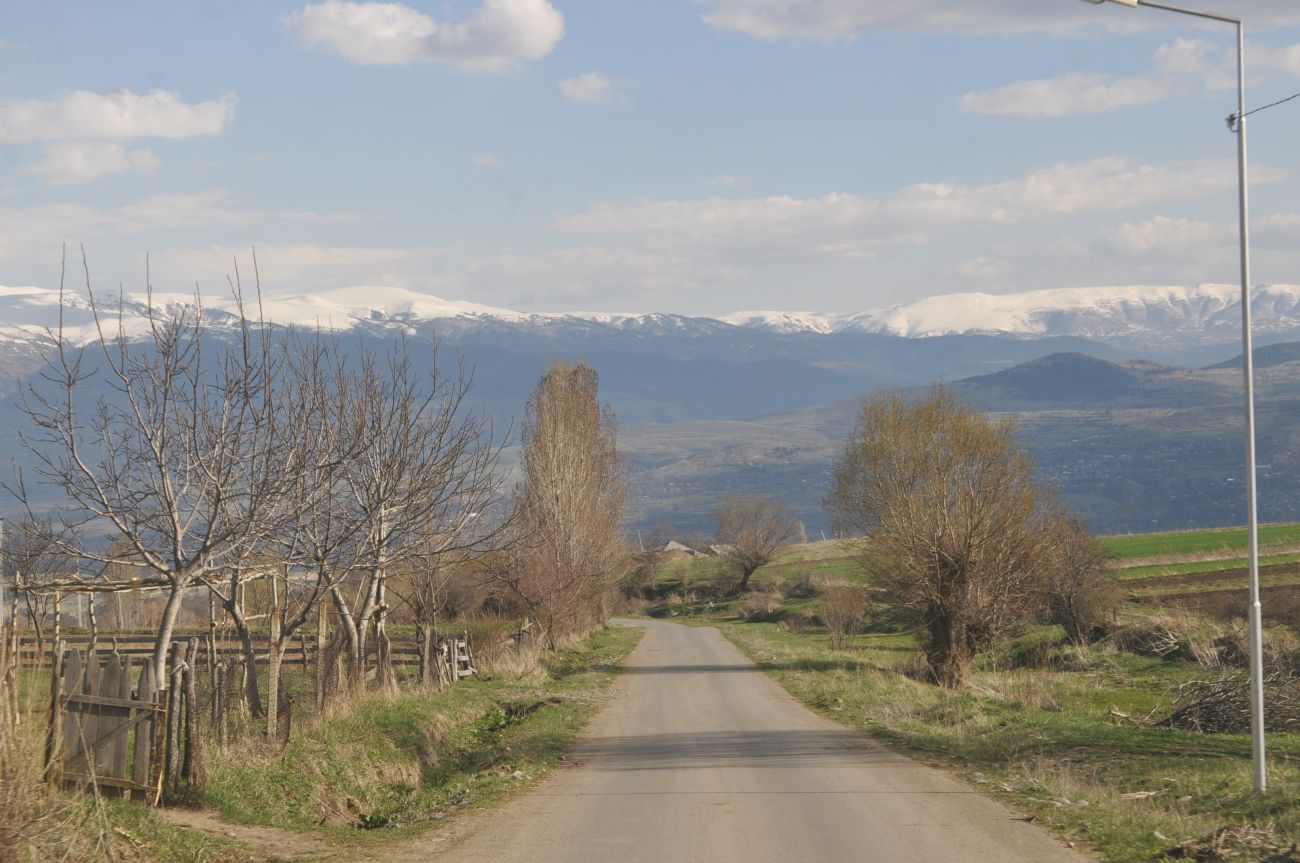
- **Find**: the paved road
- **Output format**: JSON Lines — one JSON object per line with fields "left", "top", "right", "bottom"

{"left": 440, "top": 620, "right": 1087, "bottom": 863}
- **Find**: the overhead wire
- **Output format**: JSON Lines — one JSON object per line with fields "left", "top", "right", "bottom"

{"left": 1228, "top": 90, "right": 1300, "bottom": 129}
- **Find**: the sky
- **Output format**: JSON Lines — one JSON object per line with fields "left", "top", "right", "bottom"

{"left": 2, "top": 0, "right": 1300, "bottom": 316}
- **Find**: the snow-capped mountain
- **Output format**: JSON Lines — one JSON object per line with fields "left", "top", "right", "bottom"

{"left": 4, "top": 282, "right": 1300, "bottom": 350}
{"left": 832, "top": 284, "right": 1300, "bottom": 345}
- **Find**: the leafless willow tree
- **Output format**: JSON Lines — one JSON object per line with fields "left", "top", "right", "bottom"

{"left": 713, "top": 495, "right": 799, "bottom": 592}
{"left": 491, "top": 362, "right": 628, "bottom": 649}
{"left": 12, "top": 254, "right": 289, "bottom": 690}
{"left": 826, "top": 386, "right": 1053, "bottom": 687}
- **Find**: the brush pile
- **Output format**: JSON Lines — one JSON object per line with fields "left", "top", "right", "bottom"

{"left": 1156, "top": 666, "right": 1300, "bottom": 734}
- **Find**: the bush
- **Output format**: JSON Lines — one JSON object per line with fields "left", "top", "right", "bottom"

{"left": 736, "top": 593, "right": 783, "bottom": 623}
{"left": 1113, "top": 609, "right": 1228, "bottom": 667}
{"left": 978, "top": 626, "right": 1067, "bottom": 671}
{"left": 818, "top": 583, "right": 871, "bottom": 650}
{"left": 777, "top": 612, "right": 817, "bottom": 635}
{"left": 782, "top": 572, "right": 818, "bottom": 600}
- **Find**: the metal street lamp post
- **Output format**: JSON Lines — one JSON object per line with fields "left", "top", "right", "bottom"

{"left": 1084, "top": 0, "right": 1266, "bottom": 794}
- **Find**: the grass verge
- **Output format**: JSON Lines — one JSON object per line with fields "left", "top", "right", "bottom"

{"left": 710, "top": 618, "right": 1300, "bottom": 863}
{"left": 196, "top": 625, "right": 641, "bottom": 840}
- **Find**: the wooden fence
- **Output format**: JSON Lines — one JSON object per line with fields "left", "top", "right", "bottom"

{"left": 18, "top": 632, "right": 423, "bottom": 668}
{"left": 44, "top": 639, "right": 203, "bottom": 804}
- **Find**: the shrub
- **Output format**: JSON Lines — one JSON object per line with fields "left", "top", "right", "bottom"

{"left": 818, "top": 583, "right": 871, "bottom": 650}
{"left": 1042, "top": 517, "right": 1122, "bottom": 646}
{"left": 782, "top": 572, "right": 818, "bottom": 600}
{"left": 737, "top": 592, "right": 783, "bottom": 623}
{"left": 978, "top": 626, "right": 1067, "bottom": 671}
{"left": 1113, "top": 609, "right": 1230, "bottom": 668}
{"left": 778, "top": 612, "right": 817, "bottom": 635}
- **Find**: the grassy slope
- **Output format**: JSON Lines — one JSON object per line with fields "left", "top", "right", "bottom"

{"left": 198, "top": 626, "right": 641, "bottom": 839}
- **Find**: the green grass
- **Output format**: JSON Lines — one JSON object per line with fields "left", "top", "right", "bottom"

{"left": 198, "top": 626, "right": 641, "bottom": 838}
{"left": 1114, "top": 553, "right": 1300, "bottom": 582}
{"left": 1102, "top": 523, "right": 1300, "bottom": 561}
{"left": 713, "top": 617, "right": 1300, "bottom": 863}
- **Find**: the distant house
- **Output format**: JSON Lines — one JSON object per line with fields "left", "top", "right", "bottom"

{"left": 661, "top": 540, "right": 701, "bottom": 558}
{"left": 707, "top": 544, "right": 736, "bottom": 557}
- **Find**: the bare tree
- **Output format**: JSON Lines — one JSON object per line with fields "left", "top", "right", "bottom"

{"left": 1042, "top": 514, "right": 1119, "bottom": 647}
{"left": 0, "top": 516, "right": 71, "bottom": 656}
{"left": 713, "top": 495, "right": 799, "bottom": 592}
{"left": 329, "top": 340, "right": 506, "bottom": 691}
{"left": 12, "top": 254, "right": 288, "bottom": 690}
{"left": 825, "top": 386, "right": 1052, "bottom": 688}
{"left": 818, "top": 583, "right": 871, "bottom": 650}
{"left": 493, "top": 362, "right": 627, "bottom": 648}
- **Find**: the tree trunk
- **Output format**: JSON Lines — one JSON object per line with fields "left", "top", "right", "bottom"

{"left": 153, "top": 582, "right": 188, "bottom": 693}
{"left": 330, "top": 587, "right": 363, "bottom": 694}
{"left": 374, "top": 573, "right": 394, "bottom": 691}
{"left": 226, "top": 600, "right": 265, "bottom": 718}
{"left": 926, "top": 611, "right": 972, "bottom": 689}
{"left": 266, "top": 640, "right": 283, "bottom": 737}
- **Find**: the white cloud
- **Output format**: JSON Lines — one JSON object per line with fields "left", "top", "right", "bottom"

{"left": 957, "top": 256, "right": 1011, "bottom": 279}
{"left": 289, "top": 0, "right": 564, "bottom": 73}
{"left": 709, "top": 174, "right": 752, "bottom": 189}
{"left": 144, "top": 243, "right": 448, "bottom": 293}
{"left": 21, "top": 142, "right": 160, "bottom": 186}
{"left": 473, "top": 153, "right": 504, "bottom": 167}
{"left": 961, "top": 38, "right": 1238, "bottom": 118}
{"left": 557, "top": 158, "right": 1274, "bottom": 239}
{"left": 560, "top": 73, "right": 623, "bottom": 104}
{"left": 961, "top": 72, "right": 1170, "bottom": 117}
{"left": 0, "top": 89, "right": 234, "bottom": 186}
{"left": 1096, "top": 216, "right": 1225, "bottom": 257}
{"left": 0, "top": 191, "right": 356, "bottom": 266}
{"left": 1254, "top": 42, "right": 1300, "bottom": 76}
{"left": 0, "top": 89, "right": 235, "bottom": 144}
{"left": 696, "top": 0, "right": 1300, "bottom": 40}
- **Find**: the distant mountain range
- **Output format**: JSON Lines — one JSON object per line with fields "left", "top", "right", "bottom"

{"left": 4, "top": 281, "right": 1300, "bottom": 535}
{"left": 5, "top": 281, "right": 1300, "bottom": 350}
{"left": 623, "top": 348, "right": 1300, "bottom": 535}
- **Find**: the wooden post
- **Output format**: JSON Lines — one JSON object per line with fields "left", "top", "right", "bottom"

{"left": 213, "top": 660, "right": 227, "bottom": 746}
{"left": 266, "top": 568, "right": 283, "bottom": 737}
{"left": 53, "top": 591, "right": 61, "bottom": 643}
{"left": 43, "top": 641, "right": 65, "bottom": 783}
{"left": 183, "top": 639, "right": 200, "bottom": 786}
{"left": 163, "top": 641, "right": 185, "bottom": 796}
{"left": 207, "top": 592, "right": 218, "bottom": 679}
{"left": 131, "top": 658, "right": 157, "bottom": 803}
{"left": 315, "top": 600, "right": 327, "bottom": 711}
{"left": 86, "top": 594, "right": 98, "bottom": 656}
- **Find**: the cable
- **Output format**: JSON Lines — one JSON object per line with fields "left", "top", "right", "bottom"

{"left": 1228, "top": 90, "right": 1300, "bottom": 129}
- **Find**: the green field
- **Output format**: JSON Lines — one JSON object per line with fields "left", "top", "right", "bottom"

{"left": 1102, "top": 523, "right": 1300, "bottom": 562}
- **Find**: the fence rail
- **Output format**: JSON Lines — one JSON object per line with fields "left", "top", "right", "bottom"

{"left": 16, "top": 634, "right": 423, "bottom": 667}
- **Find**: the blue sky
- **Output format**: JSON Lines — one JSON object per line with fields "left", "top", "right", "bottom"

{"left": 3, "top": 0, "right": 1300, "bottom": 314}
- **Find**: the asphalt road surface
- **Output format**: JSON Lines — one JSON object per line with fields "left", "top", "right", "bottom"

{"left": 440, "top": 619, "right": 1087, "bottom": 862}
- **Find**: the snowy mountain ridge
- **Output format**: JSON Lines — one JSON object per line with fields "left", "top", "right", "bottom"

{"left": 4, "top": 282, "right": 1300, "bottom": 348}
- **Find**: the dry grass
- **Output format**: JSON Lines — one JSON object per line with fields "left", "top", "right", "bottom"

{"left": 0, "top": 631, "right": 116, "bottom": 863}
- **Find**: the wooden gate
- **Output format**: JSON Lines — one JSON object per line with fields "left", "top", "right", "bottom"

{"left": 44, "top": 643, "right": 165, "bottom": 803}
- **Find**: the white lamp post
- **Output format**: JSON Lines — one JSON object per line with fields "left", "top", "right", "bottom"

{"left": 1084, "top": 0, "right": 1266, "bottom": 794}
